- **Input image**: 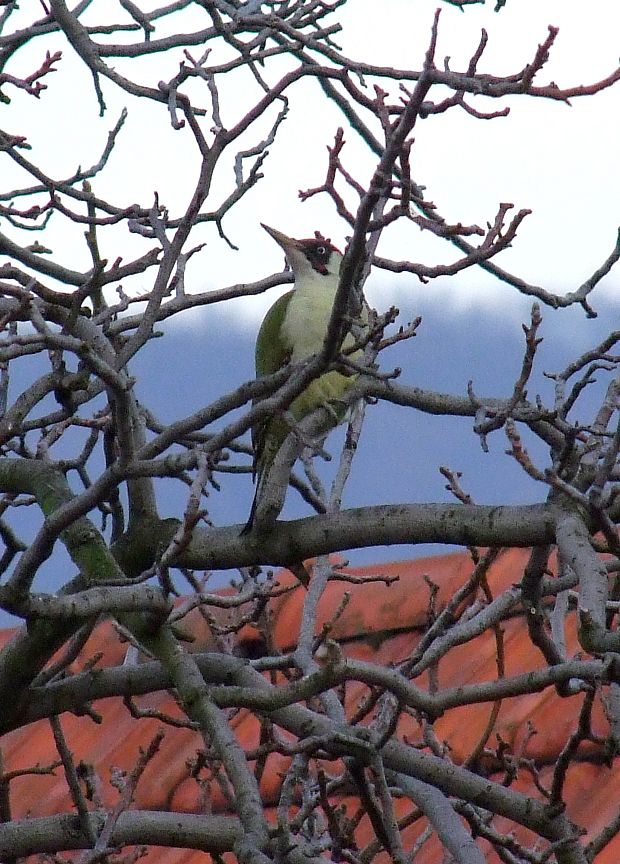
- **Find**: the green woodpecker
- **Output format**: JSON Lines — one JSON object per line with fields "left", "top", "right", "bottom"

{"left": 242, "top": 223, "right": 365, "bottom": 534}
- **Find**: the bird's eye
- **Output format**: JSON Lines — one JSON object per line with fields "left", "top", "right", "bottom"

{"left": 316, "top": 245, "right": 327, "bottom": 258}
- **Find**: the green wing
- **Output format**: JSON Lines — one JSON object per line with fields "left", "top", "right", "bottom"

{"left": 252, "top": 290, "right": 293, "bottom": 473}
{"left": 255, "top": 290, "right": 293, "bottom": 377}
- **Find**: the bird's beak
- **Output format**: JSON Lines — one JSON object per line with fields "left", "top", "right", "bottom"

{"left": 261, "top": 223, "right": 303, "bottom": 252}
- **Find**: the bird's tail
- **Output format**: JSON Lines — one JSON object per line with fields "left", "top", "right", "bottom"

{"left": 240, "top": 414, "right": 290, "bottom": 536}
{"left": 240, "top": 483, "right": 259, "bottom": 535}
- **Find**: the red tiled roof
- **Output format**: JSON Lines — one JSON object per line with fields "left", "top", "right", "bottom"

{"left": 2, "top": 549, "right": 615, "bottom": 862}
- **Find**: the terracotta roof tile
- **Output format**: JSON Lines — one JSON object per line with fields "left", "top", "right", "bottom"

{"left": 2, "top": 549, "right": 616, "bottom": 861}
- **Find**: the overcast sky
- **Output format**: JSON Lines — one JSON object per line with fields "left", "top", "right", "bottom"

{"left": 8, "top": 1, "right": 620, "bottom": 326}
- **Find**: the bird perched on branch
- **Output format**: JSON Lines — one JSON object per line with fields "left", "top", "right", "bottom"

{"left": 242, "top": 223, "right": 367, "bottom": 535}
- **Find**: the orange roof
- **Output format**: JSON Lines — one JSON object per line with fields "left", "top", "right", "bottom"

{"left": 1, "top": 549, "right": 616, "bottom": 862}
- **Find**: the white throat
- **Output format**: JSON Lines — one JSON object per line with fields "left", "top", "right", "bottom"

{"left": 281, "top": 271, "right": 339, "bottom": 362}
